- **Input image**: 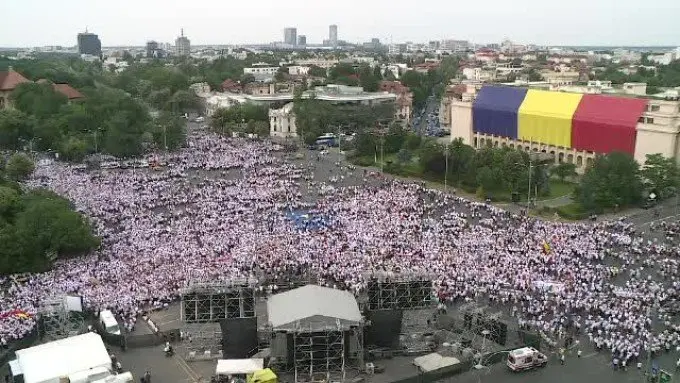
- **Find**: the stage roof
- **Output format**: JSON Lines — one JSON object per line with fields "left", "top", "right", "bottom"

{"left": 267, "top": 284, "right": 362, "bottom": 331}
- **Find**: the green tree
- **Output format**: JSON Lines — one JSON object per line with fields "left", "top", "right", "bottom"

{"left": 0, "top": 189, "right": 100, "bottom": 274}
{"left": 153, "top": 112, "right": 186, "bottom": 150}
{"left": 5, "top": 153, "right": 35, "bottom": 181}
{"left": 641, "top": 153, "right": 679, "bottom": 199}
{"left": 575, "top": 152, "right": 643, "bottom": 211}
{"left": 419, "top": 140, "right": 447, "bottom": 174}
{"left": 552, "top": 162, "right": 578, "bottom": 182}
{"left": 11, "top": 82, "right": 68, "bottom": 119}
{"left": 396, "top": 148, "right": 412, "bottom": 164}
{"left": 501, "top": 150, "right": 528, "bottom": 192}
{"left": 0, "top": 186, "right": 20, "bottom": 221}
{"left": 308, "top": 65, "right": 327, "bottom": 78}
{"left": 476, "top": 166, "right": 497, "bottom": 192}
{"left": 168, "top": 90, "right": 200, "bottom": 114}
{"left": 275, "top": 67, "right": 289, "bottom": 82}
{"left": 0, "top": 109, "right": 34, "bottom": 150}
{"left": 359, "top": 65, "right": 380, "bottom": 92}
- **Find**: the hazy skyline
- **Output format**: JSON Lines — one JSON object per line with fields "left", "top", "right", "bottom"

{"left": 3, "top": 0, "right": 680, "bottom": 47}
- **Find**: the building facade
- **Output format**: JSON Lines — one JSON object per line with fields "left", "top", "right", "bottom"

{"left": 297, "top": 35, "right": 307, "bottom": 46}
{"left": 269, "top": 103, "right": 297, "bottom": 138}
{"left": 329, "top": 25, "right": 338, "bottom": 46}
{"left": 77, "top": 32, "right": 102, "bottom": 56}
{"left": 284, "top": 28, "right": 297, "bottom": 46}
{"left": 243, "top": 65, "right": 279, "bottom": 82}
{"left": 175, "top": 29, "right": 191, "bottom": 57}
{"left": 146, "top": 41, "right": 159, "bottom": 58}
{"left": 449, "top": 85, "right": 680, "bottom": 173}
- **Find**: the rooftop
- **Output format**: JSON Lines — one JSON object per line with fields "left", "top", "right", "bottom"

{"left": 0, "top": 69, "right": 30, "bottom": 91}
{"left": 53, "top": 83, "right": 84, "bottom": 100}
{"left": 266, "top": 284, "right": 362, "bottom": 331}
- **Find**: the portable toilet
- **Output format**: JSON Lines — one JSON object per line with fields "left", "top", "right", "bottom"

{"left": 247, "top": 368, "right": 277, "bottom": 383}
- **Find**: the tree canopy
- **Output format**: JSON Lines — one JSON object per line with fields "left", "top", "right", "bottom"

{"left": 574, "top": 152, "right": 643, "bottom": 211}
{"left": 0, "top": 159, "right": 99, "bottom": 274}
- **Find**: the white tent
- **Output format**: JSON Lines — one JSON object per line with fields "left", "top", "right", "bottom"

{"left": 215, "top": 359, "right": 264, "bottom": 376}
{"left": 413, "top": 353, "right": 461, "bottom": 373}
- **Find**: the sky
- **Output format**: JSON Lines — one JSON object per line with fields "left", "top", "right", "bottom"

{"left": 2, "top": 0, "right": 680, "bottom": 47}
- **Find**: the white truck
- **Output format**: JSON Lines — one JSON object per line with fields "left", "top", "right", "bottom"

{"left": 8, "top": 333, "right": 133, "bottom": 383}
{"left": 506, "top": 347, "right": 548, "bottom": 371}
{"left": 99, "top": 310, "right": 121, "bottom": 335}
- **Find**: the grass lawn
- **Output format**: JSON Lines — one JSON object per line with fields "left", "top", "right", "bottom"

{"left": 537, "top": 180, "right": 576, "bottom": 201}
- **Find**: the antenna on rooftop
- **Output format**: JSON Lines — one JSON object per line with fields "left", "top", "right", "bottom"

{"left": 85, "top": 26, "right": 88, "bottom": 33}
{"left": 181, "top": 28, "right": 184, "bottom": 37}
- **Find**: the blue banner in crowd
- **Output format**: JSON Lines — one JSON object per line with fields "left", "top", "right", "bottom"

{"left": 285, "top": 210, "right": 334, "bottom": 231}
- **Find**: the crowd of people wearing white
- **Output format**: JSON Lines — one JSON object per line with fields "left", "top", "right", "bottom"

{"left": 1, "top": 131, "right": 680, "bottom": 370}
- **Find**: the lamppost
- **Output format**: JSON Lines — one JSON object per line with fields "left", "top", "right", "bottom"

{"left": 444, "top": 142, "right": 450, "bottom": 193}
{"left": 92, "top": 127, "right": 102, "bottom": 153}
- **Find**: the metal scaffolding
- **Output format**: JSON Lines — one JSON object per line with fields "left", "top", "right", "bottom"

{"left": 270, "top": 319, "right": 364, "bottom": 383}
{"left": 293, "top": 320, "right": 346, "bottom": 383}
{"left": 363, "top": 272, "right": 436, "bottom": 311}
{"left": 453, "top": 303, "right": 503, "bottom": 362}
{"left": 180, "top": 278, "right": 257, "bottom": 357}
{"left": 39, "top": 297, "right": 83, "bottom": 341}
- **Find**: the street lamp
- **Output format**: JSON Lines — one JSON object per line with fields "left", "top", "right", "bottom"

{"left": 444, "top": 142, "right": 450, "bottom": 193}
{"left": 515, "top": 159, "right": 534, "bottom": 207}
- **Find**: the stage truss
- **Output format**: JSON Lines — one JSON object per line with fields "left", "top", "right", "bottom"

{"left": 271, "top": 319, "right": 364, "bottom": 383}
{"left": 39, "top": 297, "right": 83, "bottom": 341}
{"left": 180, "top": 278, "right": 257, "bottom": 357}
{"left": 363, "top": 271, "right": 436, "bottom": 311}
{"left": 453, "top": 303, "right": 503, "bottom": 362}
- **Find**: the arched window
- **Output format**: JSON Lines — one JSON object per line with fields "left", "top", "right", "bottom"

{"left": 567, "top": 154, "right": 574, "bottom": 163}
{"left": 473, "top": 137, "right": 478, "bottom": 147}
{"left": 558, "top": 152, "right": 564, "bottom": 163}
{"left": 576, "top": 156, "right": 583, "bottom": 167}
{"left": 586, "top": 157, "right": 594, "bottom": 167}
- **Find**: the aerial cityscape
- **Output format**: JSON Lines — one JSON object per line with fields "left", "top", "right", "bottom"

{"left": 1, "top": 1, "right": 680, "bottom": 383}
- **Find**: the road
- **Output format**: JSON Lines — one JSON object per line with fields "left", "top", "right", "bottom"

{"left": 415, "top": 95, "right": 440, "bottom": 135}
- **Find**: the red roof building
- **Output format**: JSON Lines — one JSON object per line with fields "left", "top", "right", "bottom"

{"left": 379, "top": 81, "right": 410, "bottom": 95}
{"left": 36, "top": 79, "right": 85, "bottom": 101}
{"left": 0, "top": 69, "right": 30, "bottom": 92}
{"left": 221, "top": 79, "right": 242, "bottom": 93}
{"left": 0, "top": 68, "right": 31, "bottom": 109}
{"left": 53, "top": 83, "right": 84, "bottom": 100}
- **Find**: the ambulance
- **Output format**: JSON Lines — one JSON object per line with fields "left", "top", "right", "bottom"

{"left": 506, "top": 347, "right": 548, "bottom": 371}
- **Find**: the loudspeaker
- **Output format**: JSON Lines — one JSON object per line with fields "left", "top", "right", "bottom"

{"left": 271, "top": 331, "right": 288, "bottom": 359}
{"left": 220, "top": 317, "right": 258, "bottom": 358}
{"left": 364, "top": 310, "right": 403, "bottom": 348}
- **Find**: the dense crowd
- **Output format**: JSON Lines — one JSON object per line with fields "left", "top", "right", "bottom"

{"left": 1, "top": 131, "right": 680, "bottom": 369}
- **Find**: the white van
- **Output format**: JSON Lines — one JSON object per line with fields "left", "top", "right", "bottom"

{"left": 507, "top": 347, "right": 547, "bottom": 371}
{"left": 99, "top": 310, "right": 121, "bottom": 335}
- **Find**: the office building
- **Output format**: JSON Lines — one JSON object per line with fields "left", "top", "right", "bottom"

{"left": 175, "top": 29, "right": 191, "bottom": 57}
{"left": 77, "top": 31, "right": 102, "bottom": 56}
{"left": 146, "top": 41, "right": 159, "bottom": 58}
{"left": 297, "top": 35, "right": 307, "bottom": 46}
{"left": 284, "top": 28, "right": 297, "bottom": 46}
{"left": 448, "top": 85, "right": 680, "bottom": 173}
{"left": 329, "top": 25, "right": 338, "bottom": 46}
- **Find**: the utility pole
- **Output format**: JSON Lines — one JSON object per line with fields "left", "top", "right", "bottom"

{"left": 93, "top": 129, "right": 98, "bottom": 153}
{"left": 444, "top": 143, "right": 449, "bottom": 193}
{"left": 163, "top": 125, "right": 168, "bottom": 150}
{"left": 527, "top": 157, "right": 533, "bottom": 208}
